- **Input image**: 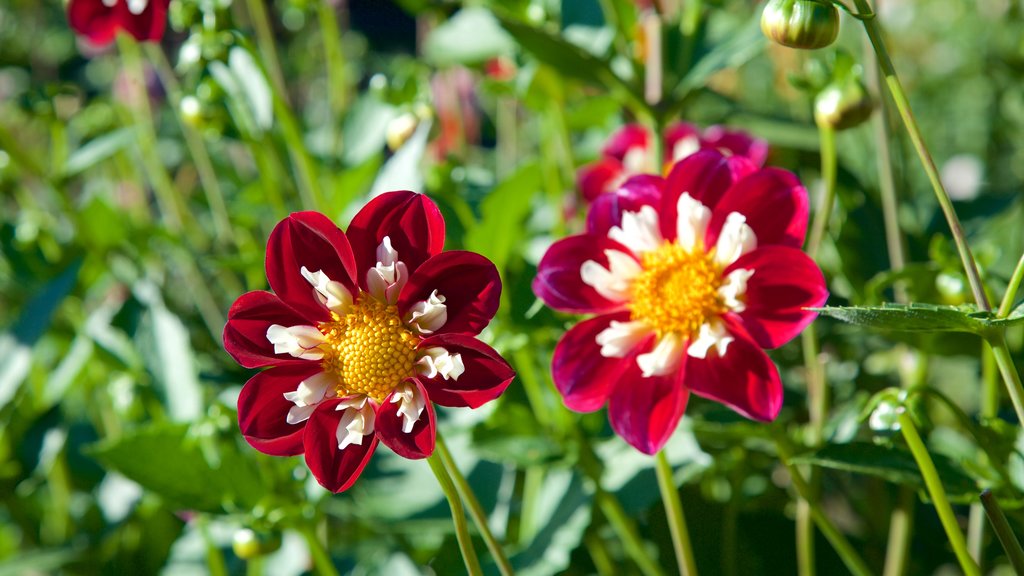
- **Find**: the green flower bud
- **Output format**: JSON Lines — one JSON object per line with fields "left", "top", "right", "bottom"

{"left": 814, "top": 78, "right": 874, "bottom": 130}
{"left": 232, "top": 528, "right": 283, "bottom": 560}
{"left": 761, "top": 0, "right": 840, "bottom": 50}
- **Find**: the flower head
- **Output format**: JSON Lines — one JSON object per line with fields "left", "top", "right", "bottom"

{"left": 577, "top": 122, "right": 770, "bottom": 202}
{"left": 224, "top": 191, "right": 515, "bottom": 492}
{"left": 67, "top": 0, "right": 170, "bottom": 46}
{"left": 536, "top": 151, "right": 827, "bottom": 454}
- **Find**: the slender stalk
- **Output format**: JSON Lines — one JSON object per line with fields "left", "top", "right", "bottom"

{"left": 316, "top": 0, "right": 347, "bottom": 157}
{"left": 980, "top": 490, "right": 1024, "bottom": 574}
{"left": 882, "top": 488, "right": 915, "bottom": 576}
{"left": 595, "top": 490, "right": 665, "bottom": 576}
{"left": 774, "top": 433, "right": 873, "bottom": 576}
{"left": 585, "top": 532, "right": 617, "bottom": 576}
{"left": 987, "top": 333, "right": 1024, "bottom": 425}
{"left": 655, "top": 451, "right": 698, "bottom": 576}
{"left": 434, "top": 433, "right": 514, "bottom": 576}
{"left": 199, "top": 517, "right": 230, "bottom": 576}
{"left": 427, "top": 454, "right": 484, "bottom": 576}
{"left": 968, "top": 341, "right": 1000, "bottom": 564}
{"left": 896, "top": 412, "right": 980, "bottom": 576}
{"left": 852, "top": 0, "right": 988, "bottom": 310}
{"left": 244, "top": 0, "right": 288, "bottom": 102}
{"left": 300, "top": 527, "right": 340, "bottom": 576}
{"left": 272, "top": 91, "right": 324, "bottom": 212}
{"left": 807, "top": 124, "right": 837, "bottom": 259}
{"left": 246, "top": 557, "right": 264, "bottom": 576}
{"left": 998, "top": 251, "right": 1024, "bottom": 318}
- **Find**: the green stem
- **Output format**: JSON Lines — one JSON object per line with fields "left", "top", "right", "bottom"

{"left": 896, "top": 412, "right": 980, "bottom": 576}
{"left": 246, "top": 557, "right": 264, "bottom": 576}
{"left": 998, "top": 251, "right": 1024, "bottom": 318}
{"left": 595, "top": 490, "right": 665, "bottom": 576}
{"left": 316, "top": 0, "right": 347, "bottom": 157}
{"left": 434, "top": 433, "right": 514, "bottom": 576}
{"left": 272, "top": 91, "right": 324, "bottom": 212}
{"left": 987, "top": 332, "right": 1024, "bottom": 425}
{"left": 967, "top": 341, "right": 1000, "bottom": 564}
{"left": 427, "top": 454, "right": 484, "bottom": 576}
{"left": 774, "top": 433, "right": 873, "bottom": 576}
{"left": 852, "top": 0, "right": 989, "bottom": 311}
{"left": 882, "top": 488, "right": 915, "bottom": 576}
{"left": 199, "top": 517, "right": 230, "bottom": 576}
{"left": 244, "top": 0, "right": 288, "bottom": 102}
{"left": 980, "top": 489, "right": 1024, "bottom": 574}
{"left": 300, "top": 526, "right": 340, "bottom": 576}
{"left": 807, "top": 124, "right": 837, "bottom": 259}
{"left": 655, "top": 451, "right": 698, "bottom": 576}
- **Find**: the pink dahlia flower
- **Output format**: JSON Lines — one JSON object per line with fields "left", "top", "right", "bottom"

{"left": 578, "top": 122, "right": 770, "bottom": 202}
{"left": 224, "top": 191, "right": 515, "bottom": 492}
{"left": 67, "top": 0, "right": 170, "bottom": 46}
{"left": 536, "top": 151, "right": 827, "bottom": 454}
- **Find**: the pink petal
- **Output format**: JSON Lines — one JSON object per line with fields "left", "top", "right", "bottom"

{"left": 702, "top": 125, "right": 770, "bottom": 167}
{"left": 603, "top": 124, "right": 651, "bottom": 160}
{"left": 346, "top": 191, "right": 446, "bottom": 281}
{"left": 223, "top": 291, "right": 311, "bottom": 369}
{"left": 684, "top": 322, "right": 783, "bottom": 421}
{"left": 265, "top": 212, "right": 358, "bottom": 323}
{"left": 706, "top": 168, "right": 809, "bottom": 249}
{"left": 398, "top": 251, "right": 501, "bottom": 336}
{"left": 416, "top": 334, "right": 515, "bottom": 408}
{"left": 553, "top": 312, "right": 638, "bottom": 412}
{"left": 533, "top": 235, "right": 637, "bottom": 314}
{"left": 661, "top": 150, "right": 757, "bottom": 242}
{"left": 237, "top": 364, "right": 323, "bottom": 457}
{"left": 375, "top": 379, "right": 436, "bottom": 459}
{"left": 608, "top": 349, "right": 689, "bottom": 455}
{"left": 586, "top": 174, "right": 664, "bottom": 237}
{"left": 303, "top": 398, "right": 379, "bottom": 493}
{"left": 663, "top": 122, "right": 701, "bottom": 155}
{"left": 578, "top": 158, "right": 625, "bottom": 202}
{"left": 727, "top": 246, "right": 828, "bottom": 349}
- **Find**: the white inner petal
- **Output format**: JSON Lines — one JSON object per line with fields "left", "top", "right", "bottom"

{"left": 126, "top": 0, "right": 149, "bottom": 15}
{"left": 406, "top": 290, "right": 448, "bottom": 335}
{"left": 301, "top": 266, "right": 353, "bottom": 315}
{"left": 675, "top": 193, "right": 712, "bottom": 252}
{"left": 713, "top": 212, "right": 757, "bottom": 267}
{"left": 266, "top": 324, "right": 325, "bottom": 360}
{"left": 608, "top": 205, "right": 663, "bottom": 255}
{"left": 672, "top": 135, "right": 701, "bottom": 163}
{"left": 580, "top": 249, "right": 642, "bottom": 302}
{"left": 718, "top": 268, "right": 755, "bottom": 313}
{"left": 416, "top": 347, "right": 466, "bottom": 381}
{"left": 283, "top": 371, "right": 333, "bottom": 407}
{"left": 366, "top": 236, "right": 409, "bottom": 304}
{"left": 102, "top": 0, "right": 118, "bottom": 7}
{"left": 686, "top": 320, "right": 734, "bottom": 359}
{"left": 389, "top": 381, "right": 427, "bottom": 434}
{"left": 335, "top": 396, "right": 376, "bottom": 450}
{"left": 595, "top": 320, "right": 652, "bottom": 358}
{"left": 622, "top": 146, "right": 650, "bottom": 175}
{"left": 636, "top": 333, "right": 685, "bottom": 377}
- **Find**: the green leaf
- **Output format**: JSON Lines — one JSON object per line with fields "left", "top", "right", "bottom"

{"left": 424, "top": 7, "right": 514, "bottom": 66}
{"left": 341, "top": 95, "right": 398, "bottom": 166}
{"left": 791, "top": 442, "right": 978, "bottom": 500}
{"left": 134, "top": 281, "right": 202, "bottom": 422}
{"left": 61, "top": 128, "right": 134, "bottom": 177}
{"left": 511, "top": 468, "right": 593, "bottom": 576}
{"left": 0, "top": 549, "right": 78, "bottom": 576}
{"left": 814, "top": 303, "right": 1003, "bottom": 334}
{"left": 463, "top": 163, "right": 541, "bottom": 275}
{"left": 673, "top": 14, "right": 766, "bottom": 99}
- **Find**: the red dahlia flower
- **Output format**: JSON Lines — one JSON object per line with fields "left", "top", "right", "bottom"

{"left": 223, "top": 191, "right": 515, "bottom": 492}
{"left": 578, "top": 122, "right": 770, "bottom": 202}
{"left": 536, "top": 151, "right": 827, "bottom": 454}
{"left": 67, "top": 0, "right": 170, "bottom": 46}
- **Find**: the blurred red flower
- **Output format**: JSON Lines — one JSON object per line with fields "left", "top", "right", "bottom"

{"left": 67, "top": 0, "right": 170, "bottom": 46}
{"left": 224, "top": 191, "right": 514, "bottom": 492}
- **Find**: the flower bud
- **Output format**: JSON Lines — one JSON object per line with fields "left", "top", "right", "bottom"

{"left": 761, "top": 0, "right": 840, "bottom": 50}
{"left": 813, "top": 78, "right": 873, "bottom": 130}
{"left": 232, "top": 528, "right": 282, "bottom": 559}
{"left": 386, "top": 112, "right": 419, "bottom": 152}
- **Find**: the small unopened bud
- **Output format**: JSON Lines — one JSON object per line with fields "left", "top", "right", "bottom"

{"left": 814, "top": 78, "right": 873, "bottom": 130}
{"left": 761, "top": 0, "right": 840, "bottom": 50}
{"left": 386, "top": 112, "right": 419, "bottom": 151}
{"left": 232, "top": 528, "right": 282, "bottom": 559}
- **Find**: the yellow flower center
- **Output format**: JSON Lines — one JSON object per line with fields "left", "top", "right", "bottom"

{"left": 318, "top": 295, "right": 420, "bottom": 402}
{"left": 629, "top": 242, "right": 726, "bottom": 340}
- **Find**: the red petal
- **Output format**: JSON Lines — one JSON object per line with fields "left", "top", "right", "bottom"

{"left": 553, "top": 312, "right": 638, "bottom": 412}
{"left": 237, "top": 364, "right": 322, "bottom": 456}
{"left": 607, "top": 350, "right": 689, "bottom": 455}
{"left": 663, "top": 122, "right": 701, "bottom": 156}
{"left": 662, "top": 150, "right": 757, "bottom": 242}
{"left": 683, "top": 322, "right": 783, "bottom": 421}
{"left": 603, "top": 123, "right": 651, "bottom": 160}
{"left": 346, "top": 191, "right": 446, "bottom": 282}
{"left": 702, "top": 125, "right": 770, "bottom": 167}
{"left": 727, "top": 246, "right": 828, "bottom": 349}
{"left": 398, "top": 251, "right": 500, "bottom": 336}
{"left": 67, "top": 0, "right": 122, "bottom": 45}
{"left": 578, "top": 158, "right": 625, "bottom": 202}
{"left": 376, "top": 379, "right": 436, "bottom": 459}
{"left": 265, "top": 212, "right": 357, "bottom": 323}
{"left": 223, "top": 291, "right": 311, "bottom": 369}
{"left": 416, "top": 334, "right": 515, "bottom": 408}
{"left": 533, "top": 235, "right": 636, "bottom": 314}
{"left": 706, "top": 168, "right": 809, "bottom": 249}
{"left": 303, "top": 399, "right": 379, "bottom": 493}
{"left": 586, "top": 174, "right": 663, "bottom": 237}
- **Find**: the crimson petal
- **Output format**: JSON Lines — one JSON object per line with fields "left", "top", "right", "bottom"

{"left": 586, "top": 175, "right": 664, "bottom": 237}
{"left": 727, "top": 246, "right": 828, "bottom": 349}
{"left": 702, "top": 125, "right": 770, "bottom": 167}
{"left": 578, "top": 158, "right": 626, "bottom": 202}
{"left": 533, "top": 235, "right": 637, "bottom": 314}
{"left": 662, "top": 150, "right": 757, "bottom": 242}
{"left": 398, "top": 251, "right": 501, "bottom": 337}
{"left": 608, "top": 349, "right": 689, "bottom": 455}
{"left": 376, "top": 379, "right": 436, "bottom": 459}
{"left": 602, "top": 123, "right": 651, "bottom": 160}
{"left": 303, "top": 398, "right": 379, "bottom": 493}
{"left": 346, "top": 191, "right": 446, "bottom": 282}
{"left": 683, "top": 322, "right": 783, "bottom": 422}
{"left": 223, "top": 291, "right": 312, "bottom": 369}
{"left": 265, "top": 212, "right": 357, "bottom": 323}
{"left": 237, "top": 364, "right": 323, "bottom": 456}
{"left": 553, "top": 311, "right": 639, "bottom": 412}
{"left": 706, "top": 168, "right": 809, "bottom": 250}
{"left": 416, "top": 334, "right": 515, "bottom": 408}
{"left": 68, "top": 0, "right": 169, "bottom": 46}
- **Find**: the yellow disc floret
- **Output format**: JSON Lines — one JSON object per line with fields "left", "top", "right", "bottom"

{"left": 629, "top": 243, "right": 726, "bottom": 340}
{"left": 318, "top": 296, "right": 420, "bottom": 401}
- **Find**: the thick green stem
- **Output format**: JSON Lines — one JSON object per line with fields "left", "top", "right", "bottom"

{"left": 980, "top": 490, "right": 1024, "bottom": 574}
{"left": 428, "top": 454, "right": 483, "bottom": 576}
{"left": 300, "top": 526, "right": 340, "bottom": 576}
{"left": 434, "top": 434, "right": 514, "bottom": 576}
{"left": 987, "top": 332, "right": 1024, "bottom": 425}
{"left": 896, "top": 412, "right": 980, "bottom": 576}
{"left": 852, "top": 0, "right": 989, "bottom": 310}
{"left": 998, "top": 251, "right": 1024, "bottom": 318}
{"left": 655, "top": 451, "right": 698, "bottom": 576}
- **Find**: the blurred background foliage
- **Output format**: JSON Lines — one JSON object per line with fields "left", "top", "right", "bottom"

{"left": 1, "top": 0, "right": 1024, "bottom": 574}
